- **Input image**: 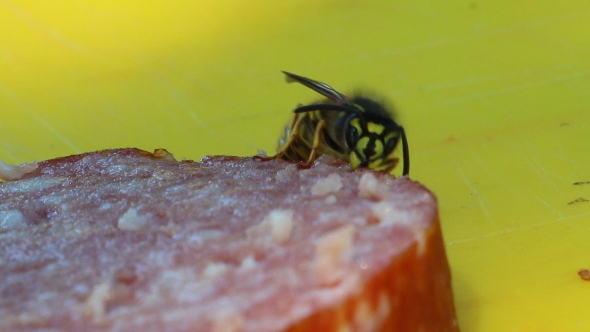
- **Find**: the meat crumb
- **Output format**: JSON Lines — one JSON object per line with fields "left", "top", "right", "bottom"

{"left": 578, "top": 269, "right": 590, "bottom": 280}
{"left": 314, "top": 225, "right": 355, "bottom": 286}
{"left": 311, "top": 173, "right": 343, "bottom": 196}
{"left": 0, "top": 160, "right": 37, "bottom": 181}
{"left": 152, "top": 148, "right": 176, "bottom": 161}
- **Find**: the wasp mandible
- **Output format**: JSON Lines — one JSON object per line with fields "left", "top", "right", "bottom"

{"left": 260, "top": 71, "right": 409, "bottom": 177}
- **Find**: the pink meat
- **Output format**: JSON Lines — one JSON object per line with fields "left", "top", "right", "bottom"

{"left": 0, "top": 148, "right": 458, "bottom": 331}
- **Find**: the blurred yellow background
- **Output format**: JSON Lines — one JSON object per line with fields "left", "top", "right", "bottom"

{"left": 2, "top": 1, "right": 590, "bottom": 330}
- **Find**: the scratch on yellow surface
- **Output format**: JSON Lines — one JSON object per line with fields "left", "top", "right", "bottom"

{"left": 0, "top": 0, "right": 84, "bottom": 51}
{"left": 447, "top": 209, "right": 590, "bottom": 245}
{"left": 0, "top": 83, "right": 80, "bottom": 153}
{"left": 456, "top": 166, "right": 494, "bottom": 223}
{"left": 153, "top": 81, "right": 216, "bottom": 137}
{"left": 428, "top": 70, "right": 590, "bottom": 109}
{"left": 312, "top": 11, "right": 590, "bottom": 72}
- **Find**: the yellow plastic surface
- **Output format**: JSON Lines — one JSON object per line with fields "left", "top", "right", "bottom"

{"left": 1, "top": 1, "right": 590, "bottom": 330}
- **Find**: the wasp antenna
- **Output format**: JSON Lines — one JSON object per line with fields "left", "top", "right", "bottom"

{"left": 282, "top": 71, "right": 299, "bottom": 83}
{"left": 399, "top": 126, "right": 410, "bottom": 176}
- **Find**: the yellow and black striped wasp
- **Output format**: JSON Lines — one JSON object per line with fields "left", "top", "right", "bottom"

{"left": 258, "top": 71, "right": 409, "bottom": 177}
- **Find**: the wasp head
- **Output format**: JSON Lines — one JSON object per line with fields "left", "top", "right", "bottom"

{"left": 344, "top": 97, "right": 406, "bottom": 175}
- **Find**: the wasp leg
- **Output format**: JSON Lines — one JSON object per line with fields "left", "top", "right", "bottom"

{"left": 254, "top": 112, "right": 304, "bottom": 161}
{"left": 298, "top": 119, "right": 327, "bottom": 169}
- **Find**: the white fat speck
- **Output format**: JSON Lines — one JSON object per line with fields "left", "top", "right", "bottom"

{"left": 353, "top": 300, "right": 373, "bottom": 331}
{"left": 147, "top": 251, "right": 173, "bottom": 267}
{"left": 164, "top": 184, "right": 188, "bottom": 195}
{"left": 415, "top": 231, "right": 427, "bottom": 256}
{"left": 98, "top": 203, "right": 112, "bottom": 211}
{"left": 274, "top": 165, "right": 297, "bottom": 182}
{"left": 358, "top": 172, "right": 380, "bottom": 197}
{"left": 82, "top": 282, "right": 111, "bottom": 322}
{"left": 187, "top": 229, "right": 225, "bottom": 244}
{"left": 325, "top": 195, "right": 337, "bottom": 204}
{"left": 371, "top": 202, "right": 429, "bottom": 256}
{"left": 212, "top": 309, "right": 244, "bottom": 332}
{"left": 156, "top": 268, "right": 207, "bottom": 302}
{"left": 351, "top": 216, "right": 366, "bottom": 225}
{"left": 6, "top": 313, "right": 44, "bottom": 326}
{"left": 370, "top": 201, "right": 404, "bottom": 226}
{"left": 218, "top": 196, "right": 236, "bottom": 207}
{"left": 37, "top": 292, "right": 58, "bottom": 301}
{"left": 314, "top": 225, "right": 355, "bottom": 285}
{"left": 338, "top": 324, "right": 352, "bottom": 332}
{"left": 0, "top": 210, "right": 26, "bottom": 229}
{"left": 106, "top": 164, "right": 133, "bottom": 175}
{"left": 72, "top": 284, "right": 90, "bottom": 295}
{"left": 269, "top": 210, "right": 294, "bottom": 243}
{"left": 117, "top": 208, "right": 145, "bottom": 231}
{"left": 203, "top": 262, "right": 230, "bottom": 278}
{"left": 3, "top": 177, "right": 62, "bottom": 193}
{"left": 311, "top": 173, "right": 343, "bottom": 196}
{"left": 353, "top": 291, "right": 391, "bottom": 331}
{"left": 239, "top": 255, "right": 257, "bottom": 271}
{"left": 39, "top": 195, "right": 62, "bottom": 205}
{"left": 160, "top": 268, "right": 196, "bottom": 285}
{"left": 247, "top": 209, "right": 294, "bottom": 244}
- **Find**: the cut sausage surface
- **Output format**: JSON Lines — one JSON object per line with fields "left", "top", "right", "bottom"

{"left": 0, "top": 148, "right": 458, "bottom": 331}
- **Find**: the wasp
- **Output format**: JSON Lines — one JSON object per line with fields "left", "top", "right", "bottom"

{"left": 258, "top": 71, "right": 409, "bottom": 176}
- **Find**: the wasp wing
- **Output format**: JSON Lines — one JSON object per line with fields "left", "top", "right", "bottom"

{"left": 282, "top": 71, "right": 347, "bottom": 105}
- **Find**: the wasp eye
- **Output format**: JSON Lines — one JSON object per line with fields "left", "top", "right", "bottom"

{"left": 346, "top": 122, "right": 359, "bottom": 148}
{"left": 384, "top": 136, "right": 399, "bottom": 156}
